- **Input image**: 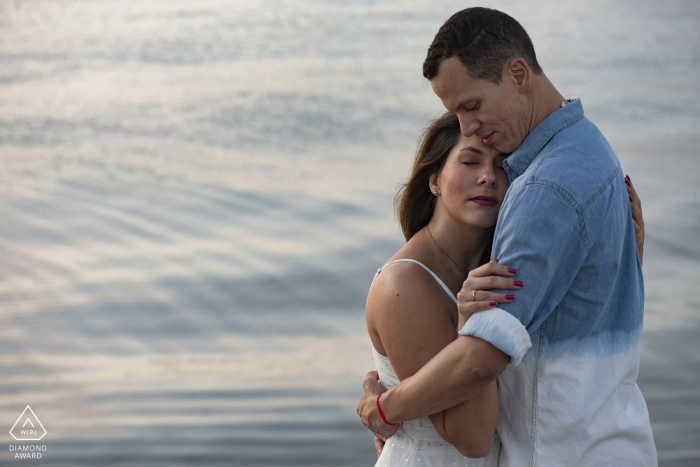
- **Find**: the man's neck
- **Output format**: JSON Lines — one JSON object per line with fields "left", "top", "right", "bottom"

{"left": 524, "top": 73, "right": 566, "bottom": 136}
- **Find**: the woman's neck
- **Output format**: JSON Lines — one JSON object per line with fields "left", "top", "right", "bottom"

{"left": 426, "top": 215, "right": 494, "bottom": 275}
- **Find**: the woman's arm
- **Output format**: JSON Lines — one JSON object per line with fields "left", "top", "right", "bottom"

{"left": 429, "top": 381, "right": 499, "bottom": 457}
{"left": 366, "top": 261, "right": 515, "bottom": 457}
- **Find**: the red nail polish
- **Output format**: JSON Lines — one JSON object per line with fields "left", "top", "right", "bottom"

{"left": 514, "top": 280, "right": 524, "bottom": 287}
{"left": 508, "top": 268, "right": 518, "bottom": 274}
{"left": 625, "top": 174, "right": 630, "bottom": 181}
{"left": 629, "top": 195, "right": 633, "bottom": 202}
{"left": 506, "top": 294, "right": 515, "bottom": 300}
{"left": 625, "top": 179, "right": 631, "bottom": 187}
{"left": 489, "top": 301, "right": 497, "bottom": 306}
{"left": 494, "top": 258, "right": 499, "bottom": 262}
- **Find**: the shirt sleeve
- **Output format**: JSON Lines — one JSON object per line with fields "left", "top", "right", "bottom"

{"left": 458, "top": 182, "right": 588, "bottom": 366}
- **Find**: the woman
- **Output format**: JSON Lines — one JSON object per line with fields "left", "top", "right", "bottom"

{"left": 365, "top": 112, "right": 644, "bottom": 466}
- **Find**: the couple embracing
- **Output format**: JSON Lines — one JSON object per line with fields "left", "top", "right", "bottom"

{"left": 356, "top": 8, "right": 657, "bottom": 467}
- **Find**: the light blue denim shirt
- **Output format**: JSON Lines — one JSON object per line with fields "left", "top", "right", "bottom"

{"left": 459, "top": 99, "right": 657, "bottom": 466}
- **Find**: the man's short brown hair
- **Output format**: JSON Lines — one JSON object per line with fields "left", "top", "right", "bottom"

{"left": 423, "top": 7, "right": 543, "bottom": 84}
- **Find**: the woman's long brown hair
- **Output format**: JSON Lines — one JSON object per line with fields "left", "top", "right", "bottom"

{"left": 395, "top": 112, "right": 461, "bottom": 241}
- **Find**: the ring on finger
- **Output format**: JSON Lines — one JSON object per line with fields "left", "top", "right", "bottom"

{"left": 471, "top": 290, "right": 477, "bottom": 301}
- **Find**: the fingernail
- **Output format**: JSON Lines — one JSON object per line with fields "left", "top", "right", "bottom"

{"left": 625, "top": 174, "right": 630, "bottom": 181}
{"left": 489, "top": 301, "right": 497, "bottom": 306}
{"left": 629, "top": 195, "right": 633, "bottom": 202}
{"left": 514, "top": 280, "right": 524, "bottom": 287}
{"left": 508, "top": 268, "right": 518, "bottom": 274}
{"left": 494, "top": 258, "right": 499, "bottom": 262}
{"left": 506, "top": 294, "right": 515, "bottom": 300}
{"left": 625, "top": 179, "right": 631, "bottom": 187}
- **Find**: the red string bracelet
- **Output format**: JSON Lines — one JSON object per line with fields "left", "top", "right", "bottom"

{"left": 376, "top": 394, "right": 395, "bottom": 426}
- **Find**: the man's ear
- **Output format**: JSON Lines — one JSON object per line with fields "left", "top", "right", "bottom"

{"left": 505, "top": 57, "right": 532, "bottom": 93}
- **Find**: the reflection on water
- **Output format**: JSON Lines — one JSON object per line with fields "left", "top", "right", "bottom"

{"left": 1, "top": 0, "right": 699, "bottom": 465}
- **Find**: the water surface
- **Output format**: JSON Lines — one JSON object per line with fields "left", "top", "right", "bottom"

{"left": 1, "top": 0, "right": 699, "bottom": 465}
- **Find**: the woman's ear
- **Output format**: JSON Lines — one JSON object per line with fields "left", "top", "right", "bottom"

{"left": 429, "top": 173, "right": 440, "bottom": 195}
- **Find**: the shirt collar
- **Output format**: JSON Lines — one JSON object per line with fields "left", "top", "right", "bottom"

{"left": 503, "top": 98, "right": 584, "bottom": 180}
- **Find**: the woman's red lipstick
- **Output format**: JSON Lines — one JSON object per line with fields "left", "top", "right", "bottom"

{"left": 469, "top": 196, "right": 498, "bottom": 206}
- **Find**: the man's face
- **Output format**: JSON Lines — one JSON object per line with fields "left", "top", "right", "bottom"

{"left": 431, "top": 57, "right": 528, "bottom": 154}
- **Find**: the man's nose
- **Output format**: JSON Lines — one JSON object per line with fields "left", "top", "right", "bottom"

{"left": 458, "top": 116, "right": 480, "bottom": 137}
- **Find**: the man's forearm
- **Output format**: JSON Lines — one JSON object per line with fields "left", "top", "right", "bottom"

{"left": 380, "top": 335, "right": 508, "bottom": 423}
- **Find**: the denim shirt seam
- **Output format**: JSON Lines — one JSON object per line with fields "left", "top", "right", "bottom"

{"left": 520, "top": 178, "right": 591, "bottom": 251}
{"left": 580, "top": 164, "right": 622, "bottom": 211}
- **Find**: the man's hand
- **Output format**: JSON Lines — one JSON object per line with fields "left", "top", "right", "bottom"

{"left": 356, "top": 370, "right": 398, "bottom": 439}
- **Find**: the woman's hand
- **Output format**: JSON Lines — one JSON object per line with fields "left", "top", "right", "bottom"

{"left": 625, "top": 175, "right": 644, "bottom": 265}
{"left": 373, "top": 434, "right": 387, "bottom": 457}
{"left": 456, "top": 259, "right": 522, "bottom": 330}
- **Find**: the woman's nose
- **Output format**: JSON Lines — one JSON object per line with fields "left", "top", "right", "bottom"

{"left": 478, "top": 166, "right": 498, "bottom": 185}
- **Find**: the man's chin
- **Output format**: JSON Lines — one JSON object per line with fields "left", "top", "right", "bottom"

{"left": 494, "top": 139, "right": 520, "bottom": 154}
{"left": 483, "top": 134, "right": 510, "bottom": 152}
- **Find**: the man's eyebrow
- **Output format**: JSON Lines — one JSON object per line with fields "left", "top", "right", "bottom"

{"left": 459, "top": 146, "right": 483, "bottom": 155}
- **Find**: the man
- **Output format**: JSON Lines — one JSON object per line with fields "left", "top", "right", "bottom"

{"left": 357, "top": 7, "right": 657, "bottom": 466}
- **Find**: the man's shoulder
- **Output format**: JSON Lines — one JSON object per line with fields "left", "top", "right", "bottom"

{"left": 521, "top": 117, "right": 621, "bottom": 205}
{"left": 555, "top": 116, "right": 613, "bottom": 152}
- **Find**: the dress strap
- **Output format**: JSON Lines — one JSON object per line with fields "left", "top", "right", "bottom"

{"left": 372, "top": 259, "right": 458, "bottom": 305}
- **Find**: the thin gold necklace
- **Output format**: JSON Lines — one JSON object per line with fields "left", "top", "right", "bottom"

{"left": 427, "top": 225, "right": 468, "bottom": 277}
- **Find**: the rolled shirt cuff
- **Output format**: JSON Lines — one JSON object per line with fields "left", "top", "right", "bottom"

{"left": 458, "top": 307, "right": 533, "bottom": 366}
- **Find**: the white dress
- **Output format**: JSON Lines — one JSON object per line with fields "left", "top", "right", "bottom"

{"left": 370, "top": 259, "right": 500, "bottom": 467}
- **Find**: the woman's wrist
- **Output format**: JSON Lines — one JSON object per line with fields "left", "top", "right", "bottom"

{"left": 376, "top": 393, "right": 395, "bottom": 425}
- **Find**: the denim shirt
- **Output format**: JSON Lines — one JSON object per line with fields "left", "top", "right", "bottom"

{"left": 459, "top": 99, "right": 658, "bottom": 466}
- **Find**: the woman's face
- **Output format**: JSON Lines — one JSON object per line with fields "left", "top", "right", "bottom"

{"left": 430, "top": 133, "right": 510, "bottom": 229}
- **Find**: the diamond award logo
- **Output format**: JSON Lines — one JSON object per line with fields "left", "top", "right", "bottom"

{"left": 9, "top": 406, "right": 47, "bottom": 441}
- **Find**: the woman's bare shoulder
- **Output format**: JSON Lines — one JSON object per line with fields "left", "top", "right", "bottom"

{"left": 366, "top": 259, "right": 450, "bottom": 321}
{"left": 365, "top": 258, "right": 459, "bottom": 379}
{"left": 369, "top": 259, "right": 425, "bottom": 294}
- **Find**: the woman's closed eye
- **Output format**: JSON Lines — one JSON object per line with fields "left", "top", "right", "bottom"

{"left": 463, "top": 161, "right": 506, "bottom": 171}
